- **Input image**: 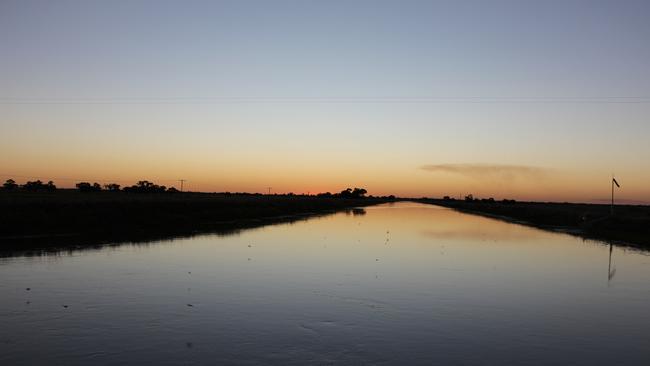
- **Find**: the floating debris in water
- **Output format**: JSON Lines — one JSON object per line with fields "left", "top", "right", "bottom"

{"left": 25, "top": 288, "right": 30, "bottom": 291}
{"left": 62, "top": 305, "right": 68, "bottom": 308}
{"left": 187, "top": 304, "right": 194, "bottom": 307}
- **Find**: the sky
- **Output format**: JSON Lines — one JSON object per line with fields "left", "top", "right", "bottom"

{"left": 1, "top": 0, "right": 650, "bottom": 202}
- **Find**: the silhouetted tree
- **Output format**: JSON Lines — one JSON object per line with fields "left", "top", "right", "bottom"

{"left": 76, "top": 182, "right": 90, "bottom": 191}
{"left": 45, "top": 181, "right": 57, "bottom": 191}
{"left": 338, "top": 187, "right": 367, "bottom": 198}
{"left": 104, "top": 183, "right": 121, "bottom": 191}
{"left": 464, "top": 194, "right": 474, "bottom": 202}
{"left": 137, "top": 181, "right": 153, "bottom": 189}
{"left": 123, "top": 180, "right": 167, "bottom": 193}
{"left": 76, "top": 182, "right": 102, "bottom": 192}
{"left": 339, "top": 188, "right": 353, "bottom": 198}
{"left": 23, "top": 180, "right": 46, "bottom": 191}
{"left": 167, "top": 187, "right": 179, "bottom": 193}
{"left": 3, "top": 179, "right": 18, "bottom": 190}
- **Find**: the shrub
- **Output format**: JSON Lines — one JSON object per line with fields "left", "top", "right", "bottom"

{"left": 3, "top": 179, "right": 18, "bottom": 190}
{"left": 76, "top": 182, "right": 102, "bottom": 192}
{"left": 104, "top": 183, "right": 121, "bottom": 191}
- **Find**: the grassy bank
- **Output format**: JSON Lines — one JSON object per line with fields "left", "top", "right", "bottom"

{"left": 0, "top": 190, "right": 390, "bottom": 252}
{"left": 419, "top": 198, "right": 650, "bottom": 248}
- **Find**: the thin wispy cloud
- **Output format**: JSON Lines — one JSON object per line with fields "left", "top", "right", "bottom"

{"left": 420, "top": 163, "right": 548, "bottom": 181}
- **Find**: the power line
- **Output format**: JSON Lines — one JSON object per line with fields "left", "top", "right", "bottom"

{"left": 1, "top": 96, "right": 650, "bottom": 104}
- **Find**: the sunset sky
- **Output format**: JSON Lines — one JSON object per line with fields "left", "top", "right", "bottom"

{"left": 1, "top": 0, "right": 649, "bottom": 203}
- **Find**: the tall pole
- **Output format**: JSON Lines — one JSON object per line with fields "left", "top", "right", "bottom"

{"left": 179, "top": 179, "right": 186, "bottom": 192}
{"left": 611, "top": 175, "right": 614, "bottom": 216}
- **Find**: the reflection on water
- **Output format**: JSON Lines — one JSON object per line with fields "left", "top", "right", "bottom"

{"left": 608, "top": 244, "right": 617, "bottom": 283}
{"left": 1, "top": 202, "right": 649, "bottom": 365}
{"left": 350, "top": 208, "right": 367, "bottom": 216}
{"left": 0, "top": 211, "right": 340, "bottom": 258}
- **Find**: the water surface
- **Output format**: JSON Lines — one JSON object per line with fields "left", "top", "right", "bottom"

{"left": 1, "top": 202, "right": 649, "bottom": 365}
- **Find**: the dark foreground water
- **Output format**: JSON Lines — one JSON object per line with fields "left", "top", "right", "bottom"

{"left": 1, "top": 202, "right": 649, "bottom": 365}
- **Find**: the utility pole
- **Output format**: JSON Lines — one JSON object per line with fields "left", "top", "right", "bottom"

{"left": 611, "top": 175, "right": 620, "bottom": 216}
{"left": 267, "top": 187, "right": 272, "bottom": 195}
{"left": 179, "top": 179, "right": 186, "bottom": 192}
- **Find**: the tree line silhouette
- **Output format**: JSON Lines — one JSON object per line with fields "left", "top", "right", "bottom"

{"left": 317, "top": 188, "right": 366, "bottom": 198}
{"left": 2, "top": 179, "right": 57, "bottom": 191}
{"left": 2, "top": 179, "right": 179, "bottom": 193}
{"left": 442, "top": 194, "right": 516, "bottom": 204}
{"left": 316, "top": 187, "right": 394, "bottom": 200}
{"left": 75, "top": 180, "right": 180, "bottom": 193}
{"left": 1, "top": 179, "right": 386, "bottom": 199}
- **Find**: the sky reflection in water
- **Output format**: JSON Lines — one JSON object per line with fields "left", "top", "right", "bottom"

{"left": 1, "top": 202, "right": 649, "bottom": 365}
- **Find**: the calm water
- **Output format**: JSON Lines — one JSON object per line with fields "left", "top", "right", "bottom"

{"left": 1, "top": 202, "right": 649, "bottom": 365}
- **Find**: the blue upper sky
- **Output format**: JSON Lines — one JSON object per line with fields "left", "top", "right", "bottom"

{"left": 3, "top": 0, "right": 650, "bottom": 99}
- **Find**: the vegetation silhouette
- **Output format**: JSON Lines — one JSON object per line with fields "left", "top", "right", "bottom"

{"left": 444, "top": 194, "right": 513, "bottom": 204}
{"left": 3, "top": 179, "right": 389, "bottom": 201}
{"left": 316, "top": 187, "right": 389, "bottom": 199}
{"left": 0, "top": 180, "right": 392, "bottom": 252}
{"left": 122, "top": 180, "right": 177, "bottom": 193}
{"left": 21, "top": 180, "right": 57, "bottom": 191}
{"left": 339, "top": 187, "right": 367, "bottom": 198}
{"left": 76, "top": 182, "right": 102, "bottom": 192}
{"left": 1, "top": 179, "right": 57, "bottom": 192}
{"left": 72, "top": 180, "right": 176, "bottom": 193}
{"left": 2, "top": 175, "right": 649, "bottom": 249}
{"left": 104, "top": 183, "right": 121, "bottom": 191}
{"left": 3, "top": 179, "right": 18, "bottom": 190}
{"left": 420, "top": 197, "right": 650, "bottom": 247}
